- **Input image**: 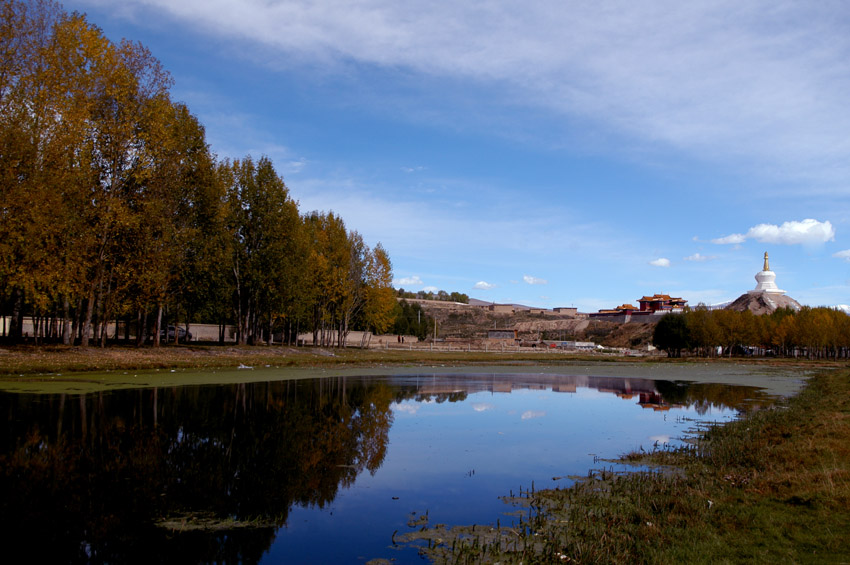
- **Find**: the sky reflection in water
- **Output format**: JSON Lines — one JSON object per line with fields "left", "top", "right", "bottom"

{"left": 0, "top": 372, "right": 772, "bottom": 564}
{"left": 267, "top": 373, "right": 761, "bottom": 563}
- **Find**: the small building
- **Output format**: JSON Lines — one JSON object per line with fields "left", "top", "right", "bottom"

{"left": 528, "top": 308, "right": 547, "bottom": 315}
{"left": 557, "top": 340, "right": 598, "bottom": 350}
{"left": 590, "top": 294, "right": 686, "bottom": 322}
{"left": 488, "top": 329, "right": 518, "bottom": 340}
{"left": 593, "top": 304, "right": 638, "bottom": 316}
{"left": 488, "top": 304, "right": 516, "bottom": 314}
{"left": 637, "top": 294, "right": 687, "bottom": 313}
{"left": 552, "top": 307, "right": 578, "bottom": 316}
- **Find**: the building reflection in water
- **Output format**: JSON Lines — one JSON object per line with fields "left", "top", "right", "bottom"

{"left": 0, "top": 373, "right": 771, "bottom": 562}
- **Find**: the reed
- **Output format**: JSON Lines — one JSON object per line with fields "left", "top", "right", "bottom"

{"left": 403, "top": 368, "right": 850, "bottom": 563}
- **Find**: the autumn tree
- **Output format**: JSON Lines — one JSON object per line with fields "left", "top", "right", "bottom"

{"left": 652, "top": 313, "right": 690, "bottom": 357}
{"left": 224, "top": 156, "right": 304, "bottom": 344}
{"left": 359, "top": 243, "right": 395, "bottom": 345}
{"left": 0, "top": 1, "right": 394, "bottom": 350}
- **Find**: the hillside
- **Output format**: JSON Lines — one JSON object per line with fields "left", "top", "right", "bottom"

{"left": 725, "top": 292, "right": 802, "bottom": 315}
{"left": 408, "top": 300, "right": 656, "bottom": 349}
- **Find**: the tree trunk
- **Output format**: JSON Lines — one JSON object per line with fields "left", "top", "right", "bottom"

{"left": 80, "top": 285, "right": 96, "bottom": 347}
{"left": 62, "top": 298, "right": 72, "bottom": 345}
{"left": 153, "top": 304, "right": 163, "bottom": 347}
{"left": 10, "top": 288, "right": 24, "bottom": 342}
{"left": 136, "top": 308, "right": 146, "bottom": 347}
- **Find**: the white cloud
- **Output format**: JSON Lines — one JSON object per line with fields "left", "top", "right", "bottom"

{"left": 746, "top": 219, "right": 834, "bottom": 245}
{"left": 474, "top": 281, "right": 496, "bottom": 290}
{"left": 284, "top": 158, "right": 307, "bottom": 174}
{"left": 649, "top": 258, "right": 671, "bottom": 267}
{"left": 292, "top": 177, "right": 611, "bottom": 268}
{"left": 683, "top": 253, "right": 715, "bottom": 262}
{"left": 422, "top": 286, "right": 439, "bottom": 292}
{"left": 713, "top": 219, "right": 835, "bottom": 246}
{"left": 391, "top": 402, "right": 419, "bottom": 415}
{"left": 711, "top": 233, "right": 746, "bottom": 245}
{"left": 472, "top": 403, "right": 494, "bottom": 412}
{"left": 523, "top": 275, "right": 548, "bottom": 285}
{"left": 521, "top": 410, "right": 546, "bottom": 420}
{"left": 394, "top": 275, "right": 423, "bottom": 286}
{"left": 125, "top": 0, "right": 850, "bottom": 188}
{"left": 833, "top": 250, "right": 850, "bottom": 262}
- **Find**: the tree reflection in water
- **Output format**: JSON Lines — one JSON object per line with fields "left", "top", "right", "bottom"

{"left": 0, "top": 373, "right": 773, "bottom": 563}
{"left": 0, "top": 378, "right": 400, "bottom": 563}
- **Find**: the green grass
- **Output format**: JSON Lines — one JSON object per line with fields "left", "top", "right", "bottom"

{"left": 402, "top": 368, "right": 850, "bottom": 563}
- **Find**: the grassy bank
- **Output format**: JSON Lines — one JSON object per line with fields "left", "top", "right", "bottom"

{"left": 0, "top": 343, "right": 826, "bottom": 377}
{"left": 0, "top": 344, "right": 660, "bottom": 376}
{"left": 403, "top": 368, "right": 850, "bottom": 563}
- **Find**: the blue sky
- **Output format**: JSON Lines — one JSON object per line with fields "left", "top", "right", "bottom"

{"left": 67, "top": 0, "right": 850, "bottom": 311}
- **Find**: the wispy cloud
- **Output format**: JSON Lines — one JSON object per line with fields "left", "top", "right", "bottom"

{"left": 119, "top": 0, "right": 850, "bottom": 188}
{"left": 291, "top": 176, "right": 614, "bottom": 266}
{"left": 521, "top": 410, "right": 546, "bottom": 420}
{"left": 394, "top": 275, "right": 423, "bottom": 287}
{"left": 649, "top": 258, "right": 671, "bottom": 267}
{"left": 474, "top": 281, "right": 496, "bottom": 290}
{"left": 713, "top": 219, "right": 835, "bottom": 246}
{"left": 711, "top": 234, "right": 746, "bottom": 245}
{"left": 523, "top": 275, "right": 548, "bottom": 285}
{"left": 472, "top": 403, "right": 494, "bottom": 412}
{"left": 833, "top": 250, "right": 850, "bottom": 262}
{"left": 683, "top": 253, "right": 715, "bottom": 262}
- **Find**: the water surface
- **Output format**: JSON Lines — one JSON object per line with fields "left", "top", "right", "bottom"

{"left": 0, "top": 370, "right": 782, "bottom": 563}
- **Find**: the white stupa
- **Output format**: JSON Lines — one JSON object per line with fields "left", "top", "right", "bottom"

{"left": 726, "top": 252, "right": 800, "bottom": 313}
{"left": 748, "top": 252, "right": 785, "bottom": 295}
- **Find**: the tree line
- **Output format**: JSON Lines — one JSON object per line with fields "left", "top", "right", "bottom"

{"left": 652, "top": 306, "right": 850, "bottom": 359}
{"left": 0, "top": 0, "right": 396, "bottom": 346}
{"left": 395, "top": 288, "right": 469, "bottom": 304}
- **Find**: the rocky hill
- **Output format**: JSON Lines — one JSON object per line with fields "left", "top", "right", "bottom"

{"left": 725, "top": 292, "right": 802, "bottom": 315}
{"left": 411, "top": 300, "right": 656, "bottom": 349}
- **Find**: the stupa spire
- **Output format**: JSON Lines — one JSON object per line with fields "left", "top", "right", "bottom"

{"left": 749, "top": 252, "right": 784, "bottom": 295}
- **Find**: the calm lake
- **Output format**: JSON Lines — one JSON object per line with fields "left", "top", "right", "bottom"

{"left": 0, "top": 366, "right": 800, "bottom": 563}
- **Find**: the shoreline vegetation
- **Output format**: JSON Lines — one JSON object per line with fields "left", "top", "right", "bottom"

{"left": 0, "top": 343, "right": 830, "bottom": 378}
{"left": 1, "top": 347, "right": 845, "bottom": 562}
{"left": 401, "top": 367, "right": 850, "bottom": 564}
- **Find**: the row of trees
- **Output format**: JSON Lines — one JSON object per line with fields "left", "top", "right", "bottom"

{"left": 395, "top": 288, "right": 469, "bottom": 304}
{"left": 0, "top": 0, "right": 395, "bottom": 346}
{"left": 652, "top": 306, "right": 850, "bottom": 359}
{"left": 392, "top": 300, "right": 437, "bottom": 341}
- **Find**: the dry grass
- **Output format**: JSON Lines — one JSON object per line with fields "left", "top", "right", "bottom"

{"left": 0, "top": 343, "right": 661, "bottom": 376}
{"left": 403, "top": 368, "right": 850, "bottom": 563}
{"left": 0, "top": 343, "right": 833, "bottom": 378}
